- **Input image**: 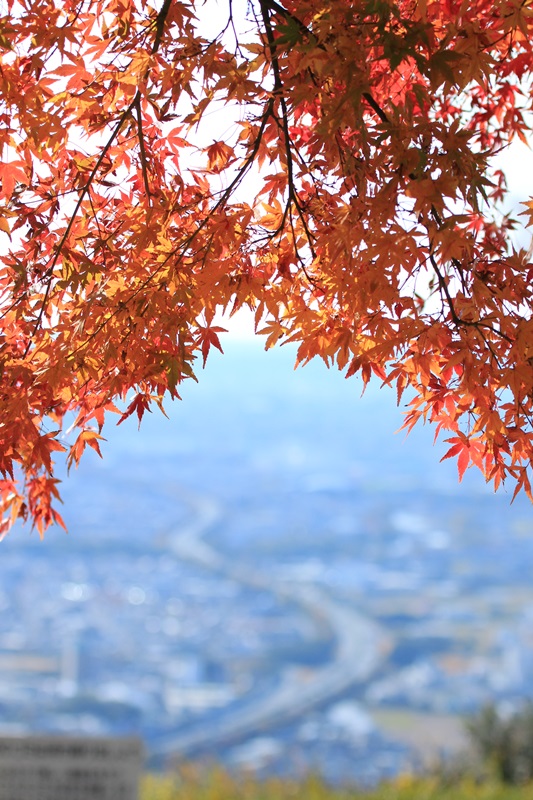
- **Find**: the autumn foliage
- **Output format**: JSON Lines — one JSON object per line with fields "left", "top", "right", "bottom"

{"left": 1, "top": 0, "right": 533, "bottom": 533}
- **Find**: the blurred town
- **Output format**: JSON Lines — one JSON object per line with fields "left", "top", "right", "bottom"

{"left": 2, "top": 341, "right": 533, "bottom": 785}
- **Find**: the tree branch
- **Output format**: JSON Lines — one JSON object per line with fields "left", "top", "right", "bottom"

{"left": 152, "top": 0, "right": 173, "bottom": 54}
{"left": 134, "top": 94, "right": 152, "bottom": 204}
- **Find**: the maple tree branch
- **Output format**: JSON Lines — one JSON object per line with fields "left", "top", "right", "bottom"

{"left": 261, "top": 0, "right": 310, "bottom": 35}
{"left": 428, "top": 252, "right": 462, "bottom": 327}
{"left": 259, "top": 0, "right": 317, "bottom": 273}
{"left": 287, "top": 205, "right": 315, "bottom": 284}
{"left": 259, "top": 3, "right": 292, "bottom": 173}
{"left": 152, "top": 0, "right": 173, "bottom": 54}
{"left": 65, "top": 98, "right": 277, "bottom": 360}
{"left": 263, "top": 0, "right": 390, "bottom": 136}
{"left": 22, "top": 0, "right": 178, "bottom": 355}
{"left": 257, "top": 0, "right": 396, "bottom": 271}
{"left": 209, "top": 97, "right": 274, "bottom": 216}
{"left": 227, "top": 0, "right": 244, "bottom": 56}
{"left": 23, "top": 93, "right": 141, "bottom": 357}
{"left": 362, "top": 92, "right": 389, "bottom": 124}
{"left": 429, "top": 250, "right": 512, "bottom": 344}
{"left": 134, "top": 94, "right": 152, "bottom": 204}
{"left": 358, "top": 92, "right": 516, "bottom": 349}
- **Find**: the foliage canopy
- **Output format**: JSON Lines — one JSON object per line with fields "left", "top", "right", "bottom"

{"left": 468, "top": 704, "right": 533, "bottom": 785}
{"left": 1, "top": 0, "right": 533, "bottom": 532}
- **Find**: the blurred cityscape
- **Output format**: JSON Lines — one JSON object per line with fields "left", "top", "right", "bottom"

{"left": 3, "top": 340, "right": 533, "bottom": 785}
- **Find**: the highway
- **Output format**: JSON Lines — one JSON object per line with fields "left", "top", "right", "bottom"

{"left": 154, "top": 491, "right": 391, "bottom": 759}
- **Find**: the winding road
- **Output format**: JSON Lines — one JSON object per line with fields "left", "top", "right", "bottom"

{"left": 154, "top": 491, "right": 391, "bottom": 759}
